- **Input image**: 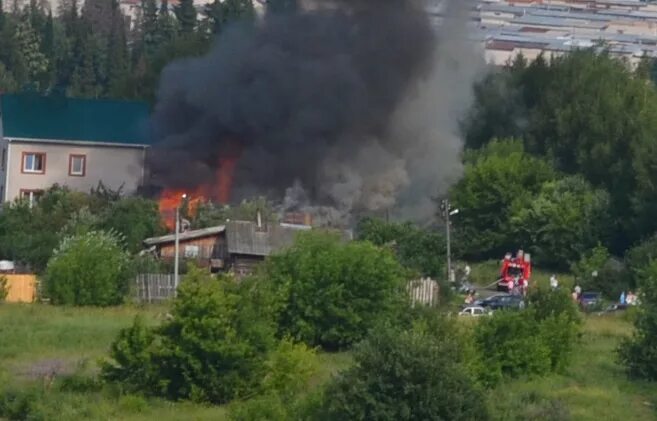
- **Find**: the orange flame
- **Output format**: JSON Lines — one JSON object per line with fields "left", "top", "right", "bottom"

{"left": 158, "top": 144, "right": 241, "bottom": 231}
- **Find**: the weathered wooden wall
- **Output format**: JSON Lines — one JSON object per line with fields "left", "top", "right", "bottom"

{"left": 4, "top": 274, "right": 37, "bottom": 303}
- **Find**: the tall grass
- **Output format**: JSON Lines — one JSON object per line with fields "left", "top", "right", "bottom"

{"left": 488, "top": 314, "right": 657, "bottom": 420}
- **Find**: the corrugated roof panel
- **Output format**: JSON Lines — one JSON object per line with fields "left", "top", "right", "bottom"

{"left": 1, "top": 94, "right": 151, "bottom": 145}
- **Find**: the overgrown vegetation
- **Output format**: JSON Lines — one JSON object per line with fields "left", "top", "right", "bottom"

{"left": 45, "top": 230, "right": 131, "bottom": 306}
{"left": 618, "top": 260, "right": 657, "bottom": 380}
{"left": 474, "top": 288, "right": 581, "bottom": 387}
{"left": 261, "top": 231, "right": 408, "bottom": 350}
{"left": 311, "top": 321, "right": 489, "bottom": 420}
{"left": 102, "top": 267, "right": 284, "bottom": 403}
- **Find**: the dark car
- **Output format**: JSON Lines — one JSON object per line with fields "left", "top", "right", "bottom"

{"left": 479, "top": 294, "right": 525, "bottom": 311}
{"left": 579, "top": 292, "right": 602, "bottom": 311}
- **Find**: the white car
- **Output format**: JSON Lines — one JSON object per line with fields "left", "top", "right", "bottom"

{"left": 458, "top": 306, "right": 489, "bottom": 317}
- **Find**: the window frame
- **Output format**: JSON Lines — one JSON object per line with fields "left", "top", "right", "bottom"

{"left": 68, "top": 154, "right": 86, "bottom": 177}
{"left": 21, "top": 152, "right": 46, "bottom": 174}
{"left": 19, "top": 189, "right": 44, "bottom": 207}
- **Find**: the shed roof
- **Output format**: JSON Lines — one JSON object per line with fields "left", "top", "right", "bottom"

{"left": 226, "top": 221, "right": 311, "bottom": 257}
{"left": 144, "top": 226, "right": 226, "bottom": 246}
{"left": 0, "top": 94, "right": 151, "bottom": 145}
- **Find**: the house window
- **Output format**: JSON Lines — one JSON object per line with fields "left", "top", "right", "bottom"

{"left": 20, "top": 189, "right": 44, "bottom": 207}
{"left": 69, "top": 154, "right": 86, "bottom": 176}
{"left": 184, "top": 245, "right": 199, "bottom": 258}
{"left": 22, "top": 152, "right": 46, "bottom": 174}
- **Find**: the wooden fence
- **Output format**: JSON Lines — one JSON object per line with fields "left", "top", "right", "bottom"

{"left": 134, "top": 274, "right": 177, "bottom": 303}
{"left": 135, "top": 274, "right": 440, "bottom": 307}
{"left": 4, "top": 274, "right": 37, "bottom": 303}
{"left": 407, "top": 277, "right": 439, "bottom": 307}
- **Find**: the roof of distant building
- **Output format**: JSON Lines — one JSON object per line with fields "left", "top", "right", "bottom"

{"left": 226, "top": 220, "right": 311, "bottom": 257}
{"left": 0, "top": 93, "right": 151, "bottom": 146}
{"left": 143, "top": 226, "right": 227, "bottom": 246}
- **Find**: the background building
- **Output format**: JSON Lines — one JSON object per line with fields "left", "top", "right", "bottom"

{"left": 0, "top": 94, "right": 150, "bottom": 205}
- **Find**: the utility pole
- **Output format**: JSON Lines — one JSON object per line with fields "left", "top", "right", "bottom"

{"left": 174, "top": 193, "right": 187, "bottom": 296}
{"left": 441, "top": 198, "right": 459, "bottom": 283}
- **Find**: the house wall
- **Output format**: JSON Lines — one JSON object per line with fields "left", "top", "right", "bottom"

{"left": 5, "top": 141, "right": 146, "bottom": 201}
{"left": 159, "top": 235, "right": 226, "bottom": 260}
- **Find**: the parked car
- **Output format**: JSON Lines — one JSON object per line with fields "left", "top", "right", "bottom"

{"left": 579, "top": 292, "right": 602, "bottom": 311}
{"left": 474, "top": 293, "right": 508, "bottom": 307}
{"left": 458, "top": 306, "right": 489, "bottom": 317}
{"left": 481, "top": 294, "right": 525, "bottom": 311}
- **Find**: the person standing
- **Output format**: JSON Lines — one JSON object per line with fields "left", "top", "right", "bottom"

{"left": 550, "top": 275, "right": 558, "bottom": 290}
{"left": 574, "top": 284, "right": 582, "bottom": 300}
{"left": 620, "top": 291, "right": 626, "bottom": 305}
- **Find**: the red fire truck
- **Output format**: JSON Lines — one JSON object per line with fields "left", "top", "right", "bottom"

{"left": 497, "top": 250, "right": 531, "bottom": 293}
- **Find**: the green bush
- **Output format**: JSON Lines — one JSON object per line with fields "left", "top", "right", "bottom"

{"left": 474, "top": 311, "right": 552, "bottom": 386}
{"left": 45, "top": 230, "right": 131, "bottom": 306}
{"left": 311, "top": 324, "right": 489, "bottom": 420}
{"left": 528, "top": 288, "right": 581, "bottom": 372}
{"left": 101, "top": 316, "right": 157, "bottom": 393}
{"left": 102, "top": 268, "right": 279, "bottom": 404}
{"left": 263, "top": 231, "right": 407, "bottom": 350}
{"left": 618, "top": 260, "right": 657, "bottom": 380}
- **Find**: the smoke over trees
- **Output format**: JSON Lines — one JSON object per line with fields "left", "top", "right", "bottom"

{"left": 149, "top": 0, "right": 481, "bottom": 224}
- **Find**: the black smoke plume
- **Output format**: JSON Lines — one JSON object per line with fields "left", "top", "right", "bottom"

{"left": 149, "top": 0, "right": 480, "bottom": 224}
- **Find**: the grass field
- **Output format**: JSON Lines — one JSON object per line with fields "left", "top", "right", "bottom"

{"left": 0, "top": 304, "right": 350, "bottom": 421}
{"left": 488, "top": 313, "right": 657, "bottom": 420}
{"left": 1, "top": 303, "right": 656, "bottom": 420}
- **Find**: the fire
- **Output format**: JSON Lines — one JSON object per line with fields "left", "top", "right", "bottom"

{"left": 158, "top": 187, "right": 205, "bottom": 231}
{"left": 158, "top": 147, "right": 241, "bottom": 231}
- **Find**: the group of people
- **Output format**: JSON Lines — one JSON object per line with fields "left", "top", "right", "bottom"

{"left": 620, "top": 290, "right": 638, "bottom": 306}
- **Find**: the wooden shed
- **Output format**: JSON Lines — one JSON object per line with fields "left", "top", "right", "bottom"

{"left": 143, "top": 226, "right": 227, "bottom": 271}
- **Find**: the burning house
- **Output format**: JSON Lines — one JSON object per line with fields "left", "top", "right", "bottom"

{"left": 146, "top": 0, "right": 477, "bottom": 226}
{"left": 142, "top": 214, "right": 316, "bottom": 277}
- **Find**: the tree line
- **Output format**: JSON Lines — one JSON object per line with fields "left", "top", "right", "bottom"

{"left": 0, "top": 0, "right": 297, "bottom": 101}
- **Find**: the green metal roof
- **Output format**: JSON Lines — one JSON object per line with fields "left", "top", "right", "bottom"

{"left": 0, "top": 94, "right": 152, "bottom": 145}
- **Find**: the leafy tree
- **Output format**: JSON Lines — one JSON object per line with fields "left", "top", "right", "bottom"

{"left": 618, "top": 259, "right": 657, "bottom": 380}
{"left": 571, "top": 245, "right": 629, "bottom": 298}
{"left": 312, "top": 323, "right": 489, "bottom": 420}
{"left": 262, "top": 231, "right": 407, "bottom": 349}
{"left": 625, "top": 234, "right": 657, "bottom": 288}
{"left": 103, "top": 268, "right": 279, "bottom": 403}
{"left": 45, "top": 229, "right": 130, "bottom": 306}
{"left": 356, "top": 217, "right": 445, "bottom": 278}
{"left": 100, "top": 196, "right": 164, "bottom": 253}
{"left": 510, "top": 175, "right": 611, "bottom": 269}
{"left": 450, "top": 138, "right": 556, "bottom": 259}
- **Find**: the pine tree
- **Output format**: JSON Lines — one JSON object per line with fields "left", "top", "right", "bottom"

{"left": 0, "top": 0, "right": 6, "bottom": 31}
{"left": 266, "top": 0, "right": 297, "bottom": 15}
{"left": 156, "top": 0, "right": 177, "bottom": 44}
{"left": 14, "top": 19, "right": 48, "bottom": 84}
{"left": 141, "top": 0, "right": 158, "bottom": 56}
{"left": 107, "top": 0, "right": 129, "bottom": 96}
{"left": 205, "top": 0, "right": 254, "bottom": 35}
{"left": 174, "top": 0, "right": 196, "bottom": 34}
{"left": 70, "top": 37, "right": 100, "bottom": 97}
